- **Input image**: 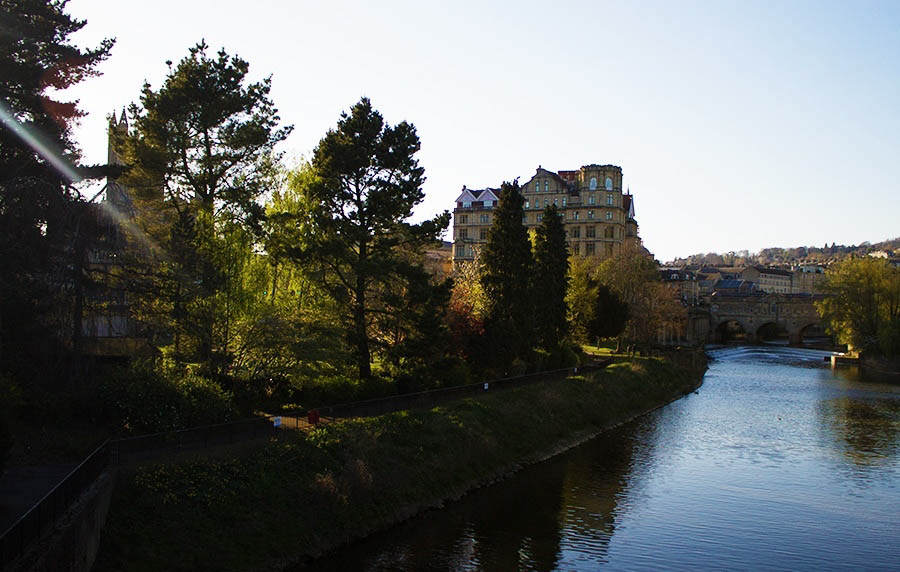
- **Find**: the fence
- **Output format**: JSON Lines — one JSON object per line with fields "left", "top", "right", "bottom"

{"left": 110, "top": 417, "right": 277, "bottom": 465}
{"left": 0, "top": 360, "right": 609, "bottom": 569}
{"left": 0, "top": 440, "right": 110, "bottom": 570}
{"left": 278, "top": 361, "right": 610, "bottom": 428}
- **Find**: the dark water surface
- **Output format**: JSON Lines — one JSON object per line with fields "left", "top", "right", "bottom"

{"left": 302, "top": 348, "right": 900, "bottom": 571}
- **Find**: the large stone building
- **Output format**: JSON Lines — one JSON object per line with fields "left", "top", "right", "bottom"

{"left": 452, "top": 164, "right": 639, "bottom": 265}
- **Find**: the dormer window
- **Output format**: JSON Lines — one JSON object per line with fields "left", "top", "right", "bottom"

{"left": 605, "top": 177, "right": 613, "bottom": 190}
{"left": 462, "top": 201, "right": 471, "bottom": 208}
{"left": 589, "top": 177, "right": 597, "bottom": 190}
{"left": 483, "top": 200, "right": 493, "bottom": 207}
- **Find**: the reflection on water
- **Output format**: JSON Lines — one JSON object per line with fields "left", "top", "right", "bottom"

{"left": 300, "top": 348, "right": 900, "bottom": 571}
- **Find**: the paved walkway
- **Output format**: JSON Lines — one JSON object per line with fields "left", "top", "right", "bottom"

{"left": 0, "top": 463, "right": 75, "bottom": 534}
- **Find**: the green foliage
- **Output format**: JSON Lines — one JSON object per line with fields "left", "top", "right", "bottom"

{"left": 817, "top": 258, "right": 900, "bottom": 356}
{"left": 99, "top": 362, "right": 236, "bottom": 434}
{"left": 0, "top": 0, "right": 112, "bottom": 377}
{"left": 480, "top": 181, "right": 534, "bottom": 370}
{"left": 532, "top": 205, "right": 569, "bottom": 349}
{"left": 95, "top": 356, "right": 702, "bottom": 571}
{"left": 117, "top": 42, "right": 290, "bottom": 374}
{"left": 279, "top": 98, "right": 449, "bottom": 379}
{"left": 587, "top": 283, "right": 629, "bottom": 342}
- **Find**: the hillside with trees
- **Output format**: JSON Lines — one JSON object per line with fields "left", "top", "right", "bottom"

{"left": 667, "top": 237, "right": 900, "bottom": 267}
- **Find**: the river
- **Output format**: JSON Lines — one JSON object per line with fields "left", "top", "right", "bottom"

{"left": 301, "top": 347, "right": 900, "bottom": 571}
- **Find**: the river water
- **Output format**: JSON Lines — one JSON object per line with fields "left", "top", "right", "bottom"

{"left": 304, "top": 347, "right": 900, "bottom": 571}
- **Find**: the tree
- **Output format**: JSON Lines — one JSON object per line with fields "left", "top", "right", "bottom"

{"left": 118, "top": 42, "right": 290, "bottom": 374}
{"left": 586, "top": 283, "right": 629, "bottom": 344}
{"left": 285, "top": 99, "right": 449, "bottom": 379}
{"left": 817, "top": 258, "right": 900, "bottom": 356}
{"left": 532, "top": 205, "right": 568, "bottom": 349}
{"left": 0, "top": 0, "right": 112, "bottom": 374}
{"left": 480, "top": 181, "right": 533, "bottom": 370}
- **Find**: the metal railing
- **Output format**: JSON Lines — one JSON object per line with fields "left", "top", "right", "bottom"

{"left": 279, "top": 361, "right": 609, "bottom": 427}
{"left": 0, "top": 360, "right": 609, "bottom": 569}
{"left": 0, "top": 440, "right": 110, "bottom": 570}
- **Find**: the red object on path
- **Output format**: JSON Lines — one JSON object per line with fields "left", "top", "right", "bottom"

{"left": 308, "top": 409, "right": 320, "bottom": 425}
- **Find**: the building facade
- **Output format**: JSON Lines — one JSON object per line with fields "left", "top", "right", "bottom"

{"left": 452, "top": 164, "right": 639, "bottom": 265}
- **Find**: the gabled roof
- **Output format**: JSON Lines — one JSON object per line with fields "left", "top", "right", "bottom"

{"left": 477, "top": 188, "right": 499, "bottom": 202}
{"left": 455, "top": 188, "right": 478, "bottom": 203}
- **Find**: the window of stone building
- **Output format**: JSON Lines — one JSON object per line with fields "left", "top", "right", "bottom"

{"left": 456, "top": 245, "right": 465, "bottom": 256}
{"left": 604, "top": 226, "right": 615, "bottom": 239}
{"left": 585, "top": 243, "right": 595, "bottom": 256}
{"left": 480, "top": 214, "right": 489, "bottom": 223}
{"left": 480, "top": 228, "right": 488, "bottom": 240}
{"left": 537, "top": 213, "right": 543, "bottom": 223}
{"left": 589, "top": 177, "right": 597, "bottom": 190}
{"left": 562, "top": 197, "right": 567, "bottom": 207}
{"left": 570, "top": 226, "right": 581, "bottom": 238}
{"left": 605, "top": 177, "right": 613, "bottom": 190}
{"left": 605, "top": 243, "right": 614, "bottom": 256}
{"left": 572, "top": 243, "right": 580, "bottom": 255}
{"left": 534, "top": 180, "right": 541, "bottom": 192}
{"left": 459, "top": 214, "right": 468, "bottom": 224}
{"left": 544, "top": 180, "right": 549, "bottom": 191}
{"left": 589, "top": 194, "right": 595, "bottom": 205}
{"left": 586, "top": 225, "right": 596, "bottom": 238}
{"left": 607, "top": 194, "right": 614, "bottom": 205}
{"left": 522, "top": 215, "right": 527, "bottom": 224}
{"left": 605, "top": 211, "right": 612, "bottom": 220}
{"left": 459, "top": 228, "right": 467, "bottom": 239}
{"left": 525, "top": 200, "right": 530, "bottom": 209}
{"left": 544, "top": 198, "right": 549, "bottom": 208}
{"left": 553, "top": 198, "right": 558, "bottom": 207}
{"left": 573, "top": 211, "right": 580, "bottom": 220}
{"left": 588, "top": 210, "right": 595, "bottom": 220}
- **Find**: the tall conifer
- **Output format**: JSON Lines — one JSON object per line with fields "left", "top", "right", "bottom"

{"left": 533, "top": 205, "right": 569, "bottom": 348}
{"left": 480, "top": 181, "right": 533, "bottom": 370}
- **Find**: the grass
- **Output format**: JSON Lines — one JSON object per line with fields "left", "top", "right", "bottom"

{"left": 94, "top": 356, "right": 704, "bottom": 572}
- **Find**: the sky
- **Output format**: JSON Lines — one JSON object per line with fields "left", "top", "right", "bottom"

{"left": 64, "top": 0, "right": 900, "bottom": 263}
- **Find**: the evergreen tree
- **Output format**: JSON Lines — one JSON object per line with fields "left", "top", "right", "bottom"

{"left": 0, "top": 0, "right": 112, "bottom": 373}
{"left": 532, "top": 205, "right": 569, "bottom": 349}
{"left": 118, "top": 42, "right": 290, "bottom": 374}
{"left": 285, "top": 99, "right": 449, "bottom": 379}
{"left": 586, "top": 283, "right": 629, "bottom": 344}
{"left": 480, "top": 181, "right": 533, "bottom": 371}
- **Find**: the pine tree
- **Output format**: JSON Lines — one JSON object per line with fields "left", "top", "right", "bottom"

{"left": 480, "top": 181, "right": 533, "bottom": 371}
{"left": 118, "top": 42, "right": 290, "bottom": 374}
{"left": 0, "top": 0, "right": 112, "bottom": 373}
{"left": 532, "top": 205, "right": 569, "bottom": 349}
{"left": 286, "top": 98, "right": 449, "bottom": 379}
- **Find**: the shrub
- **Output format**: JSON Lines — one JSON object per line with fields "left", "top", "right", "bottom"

{"left": 100, "top": 363, "right": 236, "bottom": 434}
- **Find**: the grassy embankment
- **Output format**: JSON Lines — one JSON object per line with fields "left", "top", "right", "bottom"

{"left": 95, "top": 356, "right": 705, "bottom": 572}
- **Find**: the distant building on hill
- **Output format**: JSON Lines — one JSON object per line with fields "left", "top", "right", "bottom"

{"left": 451, "top": 164, "right": 639, "bottom": 266}
{"left": 741, "top": 266, "right": 793, "bottom": 294}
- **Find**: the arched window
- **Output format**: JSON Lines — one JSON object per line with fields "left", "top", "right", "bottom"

{"left": 589, "top": 177, "right": 597, "bottom": 190}
{"left": 605, "top": 177, "right": 613, "bottom": 190}
{"left": 544, "top": 180, "right": 549, "bottom": 191}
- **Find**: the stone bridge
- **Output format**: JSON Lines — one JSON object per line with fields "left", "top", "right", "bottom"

{"left": 708, "top": 292, "right": 826, "bottom": 344}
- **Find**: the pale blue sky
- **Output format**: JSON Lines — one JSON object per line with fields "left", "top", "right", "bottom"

{"left": 66, "top": 0, "right": 899, "bottom": 263}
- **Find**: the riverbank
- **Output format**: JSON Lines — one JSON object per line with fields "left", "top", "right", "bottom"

{"left": 94, "top": 356, "right": 705, "bottom": 572}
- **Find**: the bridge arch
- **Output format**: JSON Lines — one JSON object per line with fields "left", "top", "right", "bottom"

{"left": 756, "top": 321, "right": 789, "bottom": 344}
{"left": 716, "top": 319, "right": 751, "bottom": 343}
